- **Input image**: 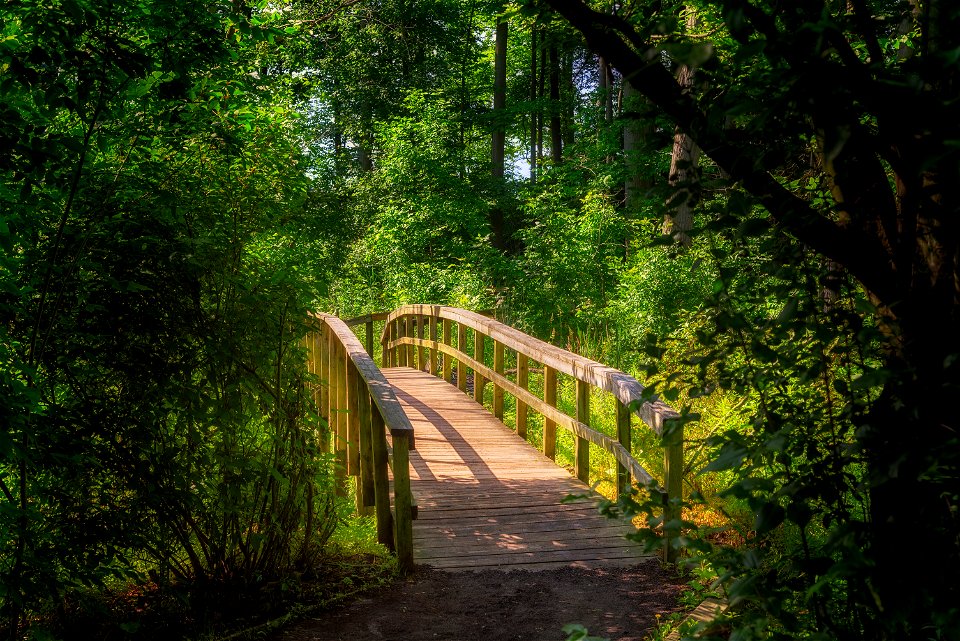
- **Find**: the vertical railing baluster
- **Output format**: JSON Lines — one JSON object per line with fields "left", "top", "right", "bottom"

{"left": 347, "top": 359, "right": 361, "bottom": 479}
{"left": 457, "top": 323, "right": 467, "bottom": 393}
{"left": 442, "top": 319, "right": 452, "bottom": 383}
{"left": 616, "top": 399, "right": 632, "bottom": 496}
{"left": 370, "top": 405, "right": 394, "bottom": 550}
{"left": 473, "top": 330, "right": 486, "bottom": 404}
{"left": 357, "top": 382, "right": 375, "bottom": 514}
{"left": 517, "top": 354, "right": 529, "bottom": 439}
{"left": 365, "top": 317, "right": 374, "bottom": 358}
{"left": 543, "top": 365, "right": 557, "bottom": 460}
{"left": 575, "top": 380, "right": 590, "bottom": 484}
{"left": 334, "top": 341, "right": 347, "bottom": 496}
{"left": 663, "top": 419, "right": 683, "bottom": 563}
{"left": 417, "top": 314, "right": 425, "bottom": 371}
{"left": 429, "top": 314, "right": 438, "bottom": 376}
{"left": 392, "top": 430, "right": 414, "bottom": 572}
{"left": 493, "top": 341, "right": 504, "bottom": 420}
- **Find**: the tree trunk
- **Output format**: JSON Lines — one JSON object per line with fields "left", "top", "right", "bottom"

{"left": 530, "top": 27, "right": 538, "bottom": 183}
{"left": 549, "top": 44, "right": 562, "bottom": 164}
{"left": 663, "top": 13, "right": 699, "bottom": 246}
{"left": 492, "top": 18, "right": 508, "bottom": 179}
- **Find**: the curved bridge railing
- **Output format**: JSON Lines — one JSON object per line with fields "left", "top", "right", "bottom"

{"left": 379, "top": 305, "right": 683, "bottom": 562}
{"left": 304, "top": 313, "right": 415, "bottom": 571}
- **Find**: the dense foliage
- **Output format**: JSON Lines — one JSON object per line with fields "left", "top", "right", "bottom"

{"left": 2, "top": 0, "right": 958, "bottom": 639}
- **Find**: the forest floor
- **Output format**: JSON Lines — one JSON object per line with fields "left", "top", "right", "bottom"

{"left": 268, "top": 560, "right": 684, "bottom": 641}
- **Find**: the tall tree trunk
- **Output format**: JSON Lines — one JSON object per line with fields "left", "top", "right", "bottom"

{"left": 549, "top": 44, "right": 562, "bottom": 164}
{"left": 600, "top": 56, "right": 613, "bottom": 122}
{"left": 490, "top": 16, "right": 508, "bottom": 251}
{"left": 530, "top": 27, "right": 538, "bottom": 183}
{"left": 491, "top": 18, "right": 508, "bottom": 179}
{"left": 663, "top": 12, "right": 700, "bottom": 246}
{"left": 537, "top": 36, "right": 546, "bottom": 167}
{"left": 562, "top": 50, "right": 575, "bottom": 148}
{"left": 622, "top": 81, "right": 651, "bottom": 256}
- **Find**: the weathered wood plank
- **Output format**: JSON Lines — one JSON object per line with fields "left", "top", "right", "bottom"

{"left": 384, "top": 368, "right": 649, "bottom": 571}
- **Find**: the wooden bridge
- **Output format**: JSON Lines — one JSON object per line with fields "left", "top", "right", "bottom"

{"left": 305, "top": 306, "right": 682, "bottom": 572}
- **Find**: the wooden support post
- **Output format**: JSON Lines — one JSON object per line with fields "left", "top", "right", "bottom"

{"left": 334, "top": 342, "right": 347, "bottom": 496}
{"left": 357, "top": 384, "right": 376, "bottom": 514}
{"left": 616, "top": 399, "right": 632, "bottom": 496}
{"left": 517, "top": 353, "right": 529, "bottom": 439}
{"left": 405, "top": 316, "right": 415, "bottom": 367}
{"left": 473, "top": 330, "right": 486, "bottom": 404}
{"left": 417, "top": 314, "right": 426, "bottom": 371}
{"left": 663, "top": 420, "right": 683, "bottom": 563}
{"left": 365, "top": 318, "right": 374, "bottom": 358}
{"left": 371, "top": 406, "right": 394, "bottom": 550}
{"left": 429, "top": 315, "right": 438, "bottom": 376}
{"left": 381, "top": 322, "right": 390, "bottom": 369}
{"left": 399, "top": 317, "right": 408, "bottom": 367}
{"left": 392, "top": 431, "right": 415, "bottom": 573}
{"left": 543, "top": 366, "right": 557, "bottom": 460}
{"left": 575, "top": 379, "right": 590, "bottom": 484}
{"left": 493, "top": 341, "right": 504, "bottom": 420}
{"left": 347, "top": 359, "right": 361, "bottom": 478}
{"left": 321, "top": 328, "right": 333, "bottom": 453}
{"left": 457, "top": 323, "right": 467, "bottom": 393}
{"left": 442, "top": 319, "right": 452, "bottom": 383}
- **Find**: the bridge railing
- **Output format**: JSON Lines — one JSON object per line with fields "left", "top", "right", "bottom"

{"left": 379, "top": 305, "right": 683, "bottom": 562}
{"left": 305, "top": 313, "right": 415, "bottom": 571}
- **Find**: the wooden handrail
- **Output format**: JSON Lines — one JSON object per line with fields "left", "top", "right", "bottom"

{"left": 379, "top": 304, "right": 683, "bottom": 563}
{"left": 305, "top": 313, "right": 416, "bottom": 572}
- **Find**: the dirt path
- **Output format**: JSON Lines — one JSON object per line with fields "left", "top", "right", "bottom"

{"left": 270, "top": 561, "right": 683, "bottom": 641}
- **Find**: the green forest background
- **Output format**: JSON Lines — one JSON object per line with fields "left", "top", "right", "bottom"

{"left": 1, "top": 0, "right": 958, "bottom": 639}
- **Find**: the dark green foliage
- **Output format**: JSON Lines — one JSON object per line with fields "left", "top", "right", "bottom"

{"left": 1, "top": 0, "right": 339, "bottom": 636}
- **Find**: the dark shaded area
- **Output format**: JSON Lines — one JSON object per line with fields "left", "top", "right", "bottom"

{"left": 271, "top": 562, "right": 683, "bottom": 641}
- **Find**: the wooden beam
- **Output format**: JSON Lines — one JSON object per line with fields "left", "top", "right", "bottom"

{"left": 473, "top": 329, "right": 486, "bottom": 405}
{"left": 357, "top": 379, "right": 375, "bottom": 513}
{"left": 429, "top": 315, "right": 438, "bottom": 376}
{"left": 442, "top": 319, "right": 452, "bottom": 383}
{"left": 517, "top": 353, "right": 529, "bottom": 439}
{"left": 575, "top": 379, "right": 590, "bottom": 484}
{"left": 457, "top": 323, "right": 467, "bottom": 393}
{"left": 616, "top": 398, "right": 632, "bottom": 496}
{"left": 544, "top": 365, "right": 557, "bottom": 461}
{"left": 493, "top": 340, "right": 505, "bottom": 420}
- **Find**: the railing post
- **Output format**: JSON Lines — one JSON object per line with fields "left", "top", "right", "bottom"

{"left": 405, "top": 316, "right": 415, "bottom": 367}
{"left": 473, "top": 329, "right": 486, "bottom": 404}
{"left": 398, "top": 317, "right": 408, "bottom": 367}
{"left": 575, "top": 379, "right": 590, "bottom": 484}
{"left": 516, "top": 354, "right": 528, "bottom": 439}
{"left": 616, "top": 399, "right": 632, "bottom": 496}
{"left": 457, "top": 323, "right": 467, "bottom": 393}
{"left": 319, "top": 327, "right": 330, "bottom": 449}
{"left": 370, "top": 405, "right": 394, "bottom": 550}
{"left": 381, "top": 321, "right": 390, "bottom": 368}
{"left": 442, "top": 319, "right": 452, "bottom": 383}
{"left": 663, "top": 420, "right": 683, "bottom": 563}
{"left": 347, "top": 360, "right": 361, "bottom": 479}
{"left": 429, "top": 314, "right": 438, "bottom": 376}
{"left": 392, "top": 431, "right": 415, "bottom": 573}
{"left": 417, "top": 314, "right": 426, "bottom": 371}
{"left": 493, "top": 341, "right": 504, "bottom": 420}
{"left": 357, "top": 378, "right": 375, "bottom": 514}
{"left": 543, "top": 366, "right": 557, "bottom": 460}
{"left": 365, "top": 317, "right": 374, "bottom": 358}
{"left": 334, "top": 342, "right": 347, "bottom": 496}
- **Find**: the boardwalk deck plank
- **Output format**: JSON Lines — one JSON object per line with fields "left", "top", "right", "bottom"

{"left": 383, "top": 367, "right": 650, "bottom": 571}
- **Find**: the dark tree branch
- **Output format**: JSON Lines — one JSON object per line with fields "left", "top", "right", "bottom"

{"left": 541, "top": 0, "right": 899, "bottom": 304}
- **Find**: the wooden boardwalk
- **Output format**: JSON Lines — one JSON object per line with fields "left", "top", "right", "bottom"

{"left": 384, "top": 367, "right": 650, "bottom": 571}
